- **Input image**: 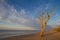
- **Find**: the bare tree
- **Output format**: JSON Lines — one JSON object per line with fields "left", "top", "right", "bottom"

{"left": 39, "top": 8, "right": 54, "bottom": 38}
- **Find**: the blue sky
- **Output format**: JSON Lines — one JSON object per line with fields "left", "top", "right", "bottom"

{"left": 0, "top": 0, "right": 60, "bottom": 30}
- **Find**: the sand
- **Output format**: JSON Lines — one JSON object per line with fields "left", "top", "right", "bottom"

{"left": 1, "top": 31, "right": 60, "bottom": 40}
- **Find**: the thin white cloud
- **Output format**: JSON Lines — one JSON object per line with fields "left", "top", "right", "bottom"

{"left": 0, "top": 0, "right": 39, "bottom": 30}
{"left": 0, "top": 0, "right": 7, "bottom": 20}
{"left": 48, "top": 13, "right": 60, "bottom": 25}
{"left": 35, "top": 3, "right": 60, "bottom": 27}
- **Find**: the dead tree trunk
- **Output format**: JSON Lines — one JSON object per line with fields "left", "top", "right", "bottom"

{"left": 39, "top": 8, "right": 54, "bottom": 38}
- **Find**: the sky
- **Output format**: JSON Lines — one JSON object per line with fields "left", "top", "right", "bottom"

{"left": 0, "top": 0, "right": 60, "bottom": 30}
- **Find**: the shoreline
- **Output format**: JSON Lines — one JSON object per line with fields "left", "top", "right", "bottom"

{"left": 0, "top": 33, "right": 40, "bottom": 40}
{"left": 1, "top": 32, "right": 60, "bottom": 40}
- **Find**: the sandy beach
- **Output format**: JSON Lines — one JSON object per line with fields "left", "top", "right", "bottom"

{"left": 1, "top": 31, "right": 60, "bottom": 40}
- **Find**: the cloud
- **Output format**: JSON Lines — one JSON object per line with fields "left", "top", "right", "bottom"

{"left": 48, "top": 19, "right": 60, "bottom": 25}
{"left": 35, "top": 3, "right": 60, "bottom": 26}
{"left": 0, "top": 25, "right": 38, "bottom": 30}
{"left": 0, "top": 0, "right": 7, "bottom": 20}
{"left": 47, "top": 13, "right": 60, "bottom": 25}
{"left": 1, "top": 0, "right": 59, "bottom": 30}
{"left": 0, "top": 0, "right": 40, "bottom": 30}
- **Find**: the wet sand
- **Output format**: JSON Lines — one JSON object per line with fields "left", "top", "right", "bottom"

{"left": 1, "top": 32, "right": 60, "bottom": 40}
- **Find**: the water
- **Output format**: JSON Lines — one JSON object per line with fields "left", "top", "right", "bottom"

{"left": 0, "top": 30, "right": 39, "bottom": 38}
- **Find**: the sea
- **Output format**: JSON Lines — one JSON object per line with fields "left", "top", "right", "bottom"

{"left": 0, "top": 30, "right": 40, "bottom": 38}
